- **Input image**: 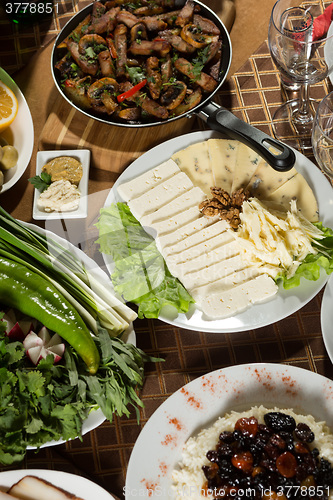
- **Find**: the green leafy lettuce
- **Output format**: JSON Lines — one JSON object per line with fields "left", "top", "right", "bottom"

{"left": 276, "top": 223, "right": 333, "bottom": 289}
{"left": 96, "top": 203, "right": 194, "bottom": 319}
{"left": 0, "top": 312, "right": 157, "bottom": 465}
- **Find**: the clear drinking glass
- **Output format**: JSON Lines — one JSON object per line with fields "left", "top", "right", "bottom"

{"left": 268, "top": 0, "right": 333, "bottom": 150}
{"left": 312, "top": 91, "right": 333, "bottom": 180}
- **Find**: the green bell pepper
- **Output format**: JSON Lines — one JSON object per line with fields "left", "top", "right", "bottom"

{"left": 0, "top": 256, "right": 100, "bottom": 374}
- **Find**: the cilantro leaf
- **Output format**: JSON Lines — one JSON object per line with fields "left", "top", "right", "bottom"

{"left": 191, "top": 45, "right": 211, "bottom": 80}
{"left": 28, "top": 172, "right": 52, "bottom": 192}
{"left": 0, "top": 312, "right": 159, "bottom": 465}
{"left": 126, "top": 66, "right": 146, "bottom": 85}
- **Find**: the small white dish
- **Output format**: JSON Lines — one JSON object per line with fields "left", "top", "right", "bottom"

{"left": 0, "top": 68, "right": 34, "bottom": 194}
{"left": 0, "top": 469, "right": 115, "bottom": 499}
{"left": 321, "top": 275, "right": 333, "bottom": 363}
{"left": 32, "top": 149, "right": 90, "bottom": 220}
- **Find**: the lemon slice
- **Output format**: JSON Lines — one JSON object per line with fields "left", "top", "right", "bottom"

{"left": 0, "top": 80, "right": 19, "bottom": 133}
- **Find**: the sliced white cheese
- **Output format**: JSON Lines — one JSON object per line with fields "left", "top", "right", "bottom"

{"left": 171, "top": 142, "right": 214, "bottom": 196}
{"left": 264, "top": 172, "right": 319, "bottom": 222}
{"left": 140, "top": 186, "right": 207, "bottom": 226}
{"left": 198, "top": 274, "right": 278, "bottom": 319}
{"left": 158, "top": 215, "right": 218, "bottom": 251}
{"left": 246, "top": 158, "right": 297, "bottom": 199}
{"left": 166, "top": 231, "right": 236, "bottom": 276}
{"left": 145, "top": 205, "right": 201, "bottom": 236}
{"left": 242, "top": 273, "right": 279, "bottom": 303}
{"left": 162, "top": 220, "right": 229, "bottom": 257}
{"left": 190, "top": 266, "right": 260, "bottom": 302}
{"left": 128, "top": 172, "right": 193, "bottom": 219}
{"left": 207, "top": 138, "right": 239, "bottom": 193}
{"left": 169, "top": 238, "right": 240, "bottom": 279}
{"left": 231, "top": 143, "right": 262, "bottom": 192}
{"left": 117, "top": 159, "right": 180, "bottom": 202}
{"left": 181, "top": 254, "right": 247, "bottom": 290}
{"left": 201, "top": 286, "right": 250, "bottom": 318}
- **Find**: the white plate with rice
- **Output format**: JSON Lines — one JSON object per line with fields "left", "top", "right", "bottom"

{"left": 125, "top": 363, "right": 333, "bottom": 499}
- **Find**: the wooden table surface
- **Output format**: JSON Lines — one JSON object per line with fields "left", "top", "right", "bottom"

{"left": 1, "top": 2, "right": 333, "bottom": 499}
{"left": 0, "top": 0, "right": 279, "bottom": 222}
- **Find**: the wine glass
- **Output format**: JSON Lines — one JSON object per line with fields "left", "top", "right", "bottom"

{"left": 312, "top": 91, "right": 333, "bottom": 180}
{"left": 268, "top": 0, "right": 333, "bottom": 150}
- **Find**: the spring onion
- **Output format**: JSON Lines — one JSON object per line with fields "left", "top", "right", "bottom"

{"left": 0, "top": 206, "right": 136, "bottom": 337}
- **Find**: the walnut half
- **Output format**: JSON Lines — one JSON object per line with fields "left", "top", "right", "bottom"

{"left": 199, "top": 187, "right": 249, "bottom": 229}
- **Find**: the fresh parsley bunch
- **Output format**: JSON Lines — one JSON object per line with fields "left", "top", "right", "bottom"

{"left": 0, "top": 312, "right": 159, "bottom": 465}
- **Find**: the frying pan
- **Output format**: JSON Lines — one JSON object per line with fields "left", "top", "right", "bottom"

{"left": 51, "top": 0, "right": 295, "bottom": 172}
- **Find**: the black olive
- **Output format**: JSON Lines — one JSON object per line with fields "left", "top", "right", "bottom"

{"left": 217, "top": 443, "right": 233, "bottom": 457}
{"left": 219, "top": 430, "right": 234, "bottom": 443}
{"left": 294, "top": 422, "right": 315, "bottom": 443}
{"left": 206, "top": 449, "right": 219, "bottom": 462}
{"left": 264, "top": 412, "right": 296, "bottom": 433}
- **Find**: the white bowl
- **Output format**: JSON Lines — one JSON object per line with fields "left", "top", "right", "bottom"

{"left": 0, "top": 68, "right": 34, "bottom": 194}
{"left": 32, "top": 149, "right": 90, "bottom": 220}
{"left": 126, "top": 363, "right": 333, "bottom": 499}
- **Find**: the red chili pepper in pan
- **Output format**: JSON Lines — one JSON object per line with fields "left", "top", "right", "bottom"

{"left": 117, "top": 79, "right": 147, "bottom": 102}
{"left": 64, "top": 79, "right": 75, "bottom": 88}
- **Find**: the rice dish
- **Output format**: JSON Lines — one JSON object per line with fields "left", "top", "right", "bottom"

{"left": 172, "top": 406, "right": 333, "bottom": 499}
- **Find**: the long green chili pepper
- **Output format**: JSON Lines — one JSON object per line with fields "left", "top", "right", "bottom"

{"left": 0, "top": 256, "right": 100, "bottom": 374}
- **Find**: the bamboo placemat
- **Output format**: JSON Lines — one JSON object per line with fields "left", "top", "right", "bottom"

{"left": 0, "top": 0, "right": 90, "bottom": 74}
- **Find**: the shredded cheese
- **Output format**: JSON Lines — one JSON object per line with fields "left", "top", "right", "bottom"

{"left": 231, "top": 198, "right": 324, "bottom": 279}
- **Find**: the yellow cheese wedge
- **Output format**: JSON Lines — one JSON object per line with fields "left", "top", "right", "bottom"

{"left": 172, "top": 142, "right": 214, "bottom": 196}
{"left": 245, "top": 158, "right": 298, "bottom": 199}
{"left": 207, "top": 138, "right": 239, "bottom": 194}
{"left": 264, "top": 172, "right": 319, "bottom": 222}
{"left": 231, "top": 143, "right": 262, "bottom": 192}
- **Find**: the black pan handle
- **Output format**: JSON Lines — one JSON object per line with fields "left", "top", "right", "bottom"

{"left": 197, "top": 101, "right": 296, "bottom": 172}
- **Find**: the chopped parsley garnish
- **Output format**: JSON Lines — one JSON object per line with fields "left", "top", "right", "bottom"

{"left": 126, "top": 66, "right": 146, "bottom": 84}
{"left": 191, "top": 44, "right": 211, "bottom": 79}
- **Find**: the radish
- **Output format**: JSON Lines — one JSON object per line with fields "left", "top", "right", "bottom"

{"left": 2, "top": 309, "right": 34, "bottom": 340}
{"left": 23, "top": 328, "right": 65, "bottom": 365}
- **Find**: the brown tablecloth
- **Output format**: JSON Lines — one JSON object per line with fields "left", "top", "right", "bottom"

{"left": 1, "top": 1, "right": 333, "bottom": 499}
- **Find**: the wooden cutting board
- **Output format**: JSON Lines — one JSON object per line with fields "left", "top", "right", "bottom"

{"left": 39, "top": 0, "right": 236, "bottom": 174}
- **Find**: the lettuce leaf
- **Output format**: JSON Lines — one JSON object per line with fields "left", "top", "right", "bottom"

{"left": 276, "top": 222, "right": 333, "bottom": 289}
{"left": 96, "top": 203, "right": 194, "bottom": 319}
